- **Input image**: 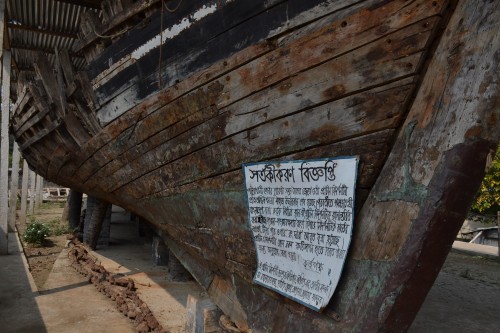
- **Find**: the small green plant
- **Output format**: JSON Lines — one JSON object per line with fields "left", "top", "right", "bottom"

{"left": 46, "top": 219, "right": 71, "bottom": 236}
{"left": 40, "top": 201, "right": 66, "bottom": 210}
{"left": 472, "top": 150, "right": 500, "bottom": 214}
{"left": 23, "top": 221, "right": 50, "bottom": 246}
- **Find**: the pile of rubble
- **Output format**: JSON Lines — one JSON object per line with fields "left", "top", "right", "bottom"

{"left": 67, "top": 239, "right": 166, "bottom": 333}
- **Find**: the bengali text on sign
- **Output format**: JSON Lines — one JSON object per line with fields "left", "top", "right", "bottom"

{"left": 243, "top": 157, "right": 358, "bottom": 311}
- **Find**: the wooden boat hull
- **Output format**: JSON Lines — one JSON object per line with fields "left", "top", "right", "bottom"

{"left": 10, "top": 0, "right": 499, "bottom": 331}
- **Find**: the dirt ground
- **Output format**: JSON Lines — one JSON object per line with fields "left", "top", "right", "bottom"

{"left": 16, "top": 202, "right": 70, "bottom": 289}
{"left": 411, "top": 252, "right": 500, "bottom": 332}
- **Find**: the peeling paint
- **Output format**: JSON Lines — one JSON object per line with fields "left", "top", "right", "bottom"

{"left": 92, "top": 3, "right": 219, "bottom": 90}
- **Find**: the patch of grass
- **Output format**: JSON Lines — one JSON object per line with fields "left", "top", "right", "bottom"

{"left": 40, "top": 201, "right": 66, "bottom": 210}
{"left": 45, "top": 218, "right": 72, "bottom": 236}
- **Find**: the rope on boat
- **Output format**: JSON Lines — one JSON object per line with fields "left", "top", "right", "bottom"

{"left": 92, "top": 15, "right": 146, "bottom": 40}
{"left": 158, "top": 0, "right": 183, "bottom": 88}
{"left": 93, "top": 26, "right": 132, "bottom": 39}
{"left": 164, "top": 0, "right": 183, "bottom": 13}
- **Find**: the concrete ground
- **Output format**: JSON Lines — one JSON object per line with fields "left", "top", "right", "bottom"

{"left": 411, "top": 250, "right": 500, "bottom": 332}
{"left": 0, "top": 231, "right": 135, "bottom": 333}
{"left": 0, "top": 232, "right": 46, "bottom": 332}
{"left": 0, "top": 209, "right": 203, "bottom": 333}
{"left": 91, "top": 210, "right": 204, "bottom": 332}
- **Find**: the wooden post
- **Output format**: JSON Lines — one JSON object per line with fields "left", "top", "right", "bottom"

{"left": 19, "top": 159, "right": 29, "bottom": 225}
{"left": 29, "top": 170, "right": 36, "bottom": 215}
{"left": 35, "top": 174, "right": 43, "bottom": 210}
{"left": 0, "top": 7, "right": 10, "bottom": 253}
{"left": 83, "top": 196, "right": 110, "bottom": 250}
{"left": 185, "top": 294, "right": 223, "bottom": 333}
{"left": 8, "top": 142, "right": 20, "bottom": 232}
{"left": 67, "top": 190, "right": 83, "bottom": 231}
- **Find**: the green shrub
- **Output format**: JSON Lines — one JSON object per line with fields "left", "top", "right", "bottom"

{"left": 472, "top": 150, "right": 500, "bottom": 214}
{"left": 23, "top": 221, "right": 50, "bottom": 245}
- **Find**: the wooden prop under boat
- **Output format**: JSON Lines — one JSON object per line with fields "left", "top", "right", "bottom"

{"left": 10, "top": 0, "right": 499, "bottom": 331}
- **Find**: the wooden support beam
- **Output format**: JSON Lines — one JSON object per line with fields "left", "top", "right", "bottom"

{"left": 54, "top": 0, "right": 101, "bottom": 9}
{"left": 348, "top": 0, "right": 500, "bottom": 330}
{"left": 19, "top": 159, "right": 29, "bottom": 225}
{"left": 35, "top": 174, "right": 43, "bottom": 210}
{"left": 8, "top": 142, "right": 20, "bottom": 232}
{"left": 77, "top": 0, "right": 159, "bottom": 51}
{"left": 185, "top": 294, "right": 223, "bottom": 333}
{"left": 68, "top": 190, "right": 83, "bottom": 231}
{"left": 10, "top": 44, "right": 84, "bottom": 59}
{"left": 56, "top": 48, "right": 75, "bottom": 85}
{"left": 0, "top": 21, "right": 10, "bottom": 253}
{"left": 7, "top": 23, "right": 78, "bottom": 39}
{"left": 28, "top": 170, "right": 35, "bottom": 215}
{"left": 83, "top": 196, "right": 110, "bottom": 250}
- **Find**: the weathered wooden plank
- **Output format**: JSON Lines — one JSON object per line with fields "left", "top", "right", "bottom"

{"left": 19, "top": 119, "right": 61, "bottom": 150}
{"left": 53, "top": 50, "right": 94, "bottom": 147}
{"left": 83, "top": 196, "right": 110, "bottom": 250}
{"left": 185, "top": 294, "right": 223, "bottom": 333}
{"left": 115, "top": 125, "right": 394, "bottom": 204}
{"left": 336, "top": 0, "right": 499, "bottom": 331}
{"left": 72, "top": 98, "right": 102, "bottom": 135}
{"left": 69, "top": 0, "right": 430, "bottom": 182}
{"left": 11, "top": 86, "right": 30, "bottom": 118}
{"left": 353, "top": 1, "right": 500, "bottom": 262}
{"left": 92, "top": 0, "right": 369, "bottom": 118}
{"left": 57, "top": 41, "right": 275, "bottom": 181}
{"left": 91, "top": 0, "right": 282, "bottom": 118}
{"left": 89, "top": 0, "right": 276, "bottom": 79}
{"left": 55, "top": 50, "right": 69, "bottom": 115}
{"left": 114, "top": 92, "right": 401, "bottom": 197}
{"left": 75, "top": 71, "right": 100, "bottom": 111}
{"left": 77, "top": 0, "right": 160, "bottom": 52}
{"left": 107, "top": 43, "right": 420, "bottom": 197}
{"left": 93, "top": 0, "right": 445, "bottom": 124}
{"left": 63, "top": 111, "right": 92, "bottom": 147}
{"left": 77, "top": 10, "right": 106, "bottom": 57}
{"left": 26, "top": 141, "right": 62, "bottom": 179}
{"left": 56, "top": 48, "right": 75, "bottom": 85}
{"left": 207, "top": 276, "right": 248, "bottom": 331}
{"left": 33, "top": 53, "right": 62, "bottom": 113}
{"left": 0, "top": 46, "right": 10, "bottom": 254}
{"left": 80, "top": 22, "right": 430, "bottom": 190}
{"left": 76, "top": 89, "right": 222, "bottom": 183}
{"left": 19, "top": 159, "right": 29, "bottom": 225}
{"left": 14, "top": 106, "right": 51, "bottom": 138}
{"left": 35, "top": 175, "right": 43, "bottom": 210}
{"left": 8, "top": 143, "right": 21, "bottom": 231}
{"left": 12, "top": 81, "right": 55, "bottom": 136}
{"left": 120, "top": 130, "right": 394, "bottom": 286}
{"left": 140, "top": 188, "right": 368, "bottom": 275}
{"left": 46, "top": 146, "right": 71, "bottom": 181}
{"left": 21, "top": 146, "right": 48, "bottom": 178}
{"left": 162, "top": 234, "right": 214, "bottom": 290}
{"left": 28, "top": 170, "right": 35, "bottom": 215}
{"left": 12, "top": 105, "right": 39, "bottom": 135}
{"left": 73, "top": 0, "right": 443, "bottom": 187}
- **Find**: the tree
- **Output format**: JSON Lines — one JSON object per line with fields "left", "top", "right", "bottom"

{"left": 472, "top": 149, "right": 500, "bottom": 214}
